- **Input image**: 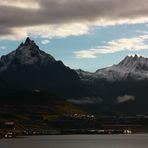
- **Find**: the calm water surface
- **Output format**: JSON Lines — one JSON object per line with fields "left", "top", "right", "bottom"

{"left": 0, "top": 134, "right": 148, "bottom": 148}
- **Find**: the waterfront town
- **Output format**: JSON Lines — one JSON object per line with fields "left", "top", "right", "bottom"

{"left": 0, "top": 114, "right": 148, "bottom": 138}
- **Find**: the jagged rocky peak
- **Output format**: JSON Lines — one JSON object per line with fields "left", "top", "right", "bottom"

{"left": 17, "top": 37, "right": 39, "bottom": 51}
{"left": 15, "top": 37, "right": 56, "bottom": 64}
{"left": 24, "top": 37, "right": 32, "bottom": 45}
{"left": 0, "top": 37, "right": 56, "bottom": 69}
{"left": 118, "top": 54, "right": 148, "bottom": 68}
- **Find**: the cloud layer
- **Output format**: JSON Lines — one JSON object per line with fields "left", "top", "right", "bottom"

{"left": 1, "top": 0, "right": 148, "bottom": 40}
{"left": 74, "top": 34, "right": 148, "bottom": 58}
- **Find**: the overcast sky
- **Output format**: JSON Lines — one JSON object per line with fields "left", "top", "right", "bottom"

{"left": 0, "top": 0, "right": 148, "bottom": 71}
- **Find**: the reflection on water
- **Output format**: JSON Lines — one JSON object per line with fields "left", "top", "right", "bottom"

{"left": 0, "top": 134, "right": 148, "bottom": 148}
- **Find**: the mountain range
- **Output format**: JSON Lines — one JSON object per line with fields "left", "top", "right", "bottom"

{"left": 0, "top": 38, "right": 148, "bottom": 114}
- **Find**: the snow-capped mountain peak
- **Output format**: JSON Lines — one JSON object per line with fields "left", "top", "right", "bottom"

{"left": 0, "top": 37, "right": 56, "bottom": 71}
{"left": 117, "top": 54, "right": 148, "bottom": 72}
{"left": 118, "top": 55, "right": 148, "bottom": 69}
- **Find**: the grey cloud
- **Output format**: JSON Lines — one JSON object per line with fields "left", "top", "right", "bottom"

{"left": 0, "top": 0, "right": 148, "bottom": 37}
{"left": 0, "top": 26, "right": 12, "bottom": 35}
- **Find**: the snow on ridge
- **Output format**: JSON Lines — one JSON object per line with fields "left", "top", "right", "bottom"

{"left": 78, "top": 55, "right": 148, "bottom": 82}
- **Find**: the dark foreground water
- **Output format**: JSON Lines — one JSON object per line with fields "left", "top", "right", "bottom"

{"left": 0, "top": 134, "right": 148, "bottom": 148}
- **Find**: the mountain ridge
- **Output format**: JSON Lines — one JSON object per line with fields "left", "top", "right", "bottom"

{"left": 76, "top": 54, "right": 148, "bottom": 82}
